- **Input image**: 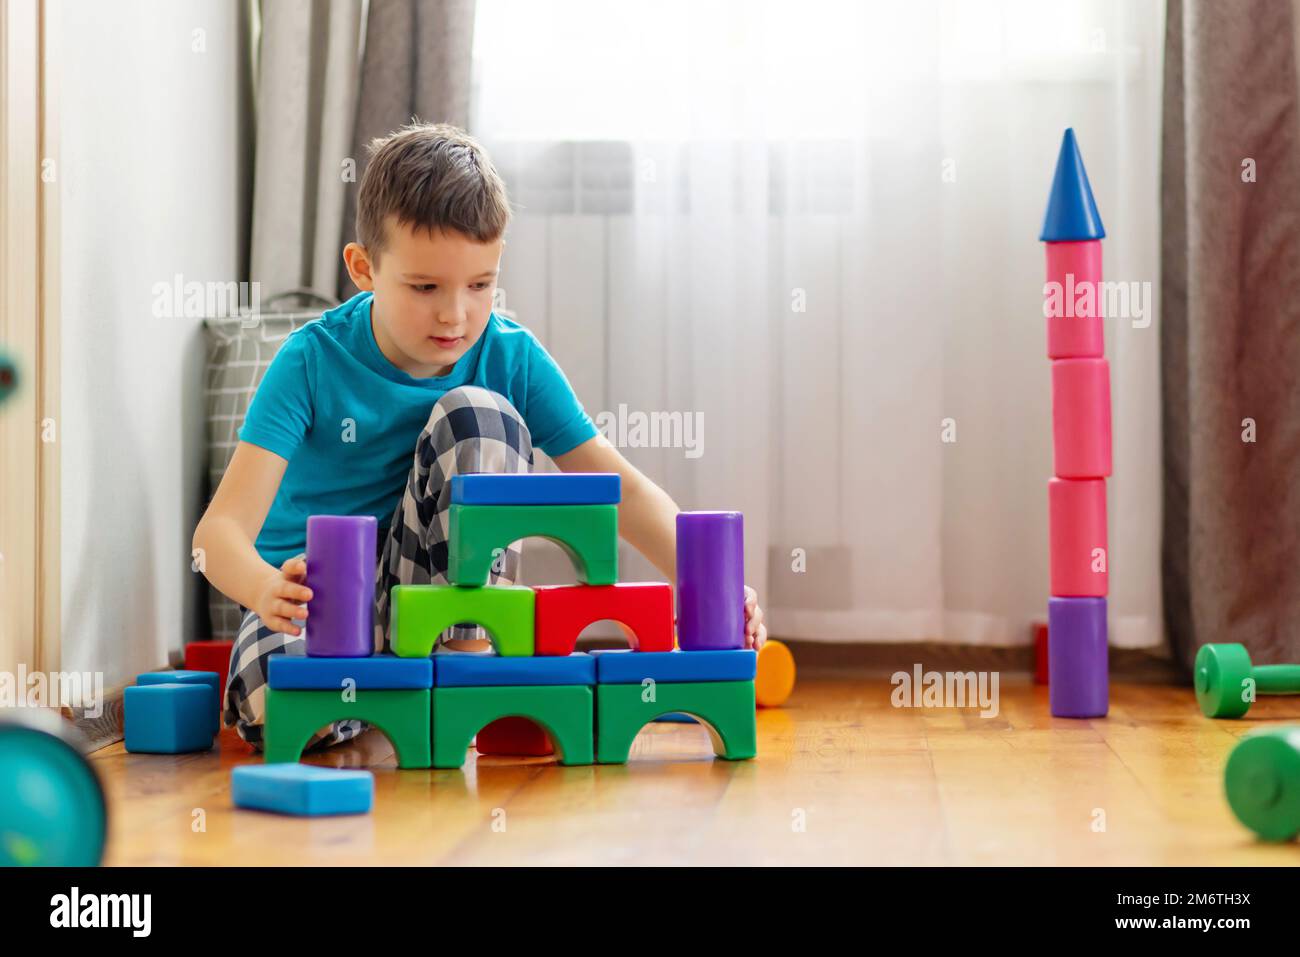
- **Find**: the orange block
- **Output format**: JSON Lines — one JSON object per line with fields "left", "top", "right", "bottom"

{"left": 755, "top": 639, "right": 795, "bottom": 708}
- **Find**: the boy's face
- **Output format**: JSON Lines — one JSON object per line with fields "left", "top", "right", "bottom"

{"left": 344, "top": 218, "right": 502, "bottom": 378}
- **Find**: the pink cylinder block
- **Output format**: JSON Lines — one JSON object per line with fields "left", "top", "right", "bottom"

{"left": 1044, "top": 241, "right": 1104, "bottom": 358}
{"left": 1048, "top": 478, "right": 1107, "bottom": 597}
{"left": 1051, "top": 358, "right": 1111, "bottom": 478}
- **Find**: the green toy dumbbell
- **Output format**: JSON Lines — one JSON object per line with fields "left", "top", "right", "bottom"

{"left": 1194, "top": 643, "right": 1300, "bottom": 718}
{"left": 1224, "top": 725, "right": 1300, "bottom": 841}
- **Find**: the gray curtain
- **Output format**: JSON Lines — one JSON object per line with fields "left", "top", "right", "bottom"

{"left": 249, "top": 0, "right": 476, "bottom": 303}
{"left": 250, "top": 0, "right": 365, "bottom": 301}
{"left": 337, "top": 0, "right": 477, "bottom": 299}
{"left": 1162, "top": 0, "right": 1300, "bottom": 670}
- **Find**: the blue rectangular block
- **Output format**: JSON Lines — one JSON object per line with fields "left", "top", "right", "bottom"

{"left": 124, "top": 684, "right": 214, "bottom": 753}
{"left": 231, "top": 764, "right": 373, "bottom": 816}
{"left": 435, "top": 653, "right": 595, "bottom": 687}
{"left": 594, "top": 649, "right": 757, "bottom": 684}
{"left": 268, "top": 653, "right": 434, "bottom": 690}
{"left": 136, "top": 670, "right": 221, "bottom": 735}
{"left": 450, "top": 472, "right": 621, "bottom": 505}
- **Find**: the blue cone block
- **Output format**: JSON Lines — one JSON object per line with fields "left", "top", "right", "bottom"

{"left": 124, "top": 684, "right": 214, "bottom": 753}
{"left": 1040, "top": 128, "right": 1105, "bottom": 242}
{"left": 137, "top": 670, "right": 221, "bottom": 735}
{"left": 231, "top": 764, "right": 373, "bottom": 816}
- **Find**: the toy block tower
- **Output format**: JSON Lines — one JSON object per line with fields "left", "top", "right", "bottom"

{"left": 261, "top": 473, "right": 759, "bottom": 770}
{"left": 264, "top": 515, "right": 433, "bottom": 767}
{"left": 1041, "top": 128, "right": 1109, "bottom": 718}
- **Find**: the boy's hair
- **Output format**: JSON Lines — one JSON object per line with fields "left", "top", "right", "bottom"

{"left": 356, "top": 120, "right": 511, "bottom": 261}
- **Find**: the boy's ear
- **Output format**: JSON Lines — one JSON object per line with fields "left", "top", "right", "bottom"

{"left": 342, "top": 242, "right": 375, "bottom": 292}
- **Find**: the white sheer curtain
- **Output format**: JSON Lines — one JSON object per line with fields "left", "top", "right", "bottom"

{"left": 471, "top": 0, "right": 1165, "bottom": 649}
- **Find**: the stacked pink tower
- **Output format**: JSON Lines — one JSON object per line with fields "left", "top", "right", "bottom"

{"left": 1041, "top": 128, "right": 1109, "bottom": 718}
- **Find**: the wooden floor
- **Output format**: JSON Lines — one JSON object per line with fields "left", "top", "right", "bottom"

{"left": 92, "top": 677, "right": 1300, "bottom": 866}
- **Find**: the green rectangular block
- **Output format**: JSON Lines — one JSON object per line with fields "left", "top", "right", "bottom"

{"left": 391, "top": 584, "right": 534, "bottom": 658}
{"left": 432, "top": 684, "right": 594, "bottom": 768}
{"left": 264, "top": 688, "right": 431, "bottom": 769}
{"left": 448, "top": 504, "right": 618, "bottom": 586}
{"left": 596, "top": 680, "right": 757, "bottom": 763}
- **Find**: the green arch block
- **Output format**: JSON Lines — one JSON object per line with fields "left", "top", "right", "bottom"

{"left": 596, "top": 681, "right": 757, "bottom": 764}
{"left": 448, "top": 504, "right": 618, "bottom": 586}
{"left": 432, "top": 685, "right": 594, "bottom": 768}
{"left": 264, "top": 688, "right": 431, "bottom": 768}
{"left": 391, "top": 584, "right": 534, "bottom": 657}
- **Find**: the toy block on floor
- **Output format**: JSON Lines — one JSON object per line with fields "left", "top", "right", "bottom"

{"left": 451, "top": 472, "right": 621, "bottom": 505}
{"left": 435, "top": 652, "right": 594, "bottom": 686}
{"left": 1033, "top": 622, "right": 1050, "bottom": 685}
{"left": 755, "top": 639, "right": 796, "bottom": 707}
{"left": 534, "top": 583, "right": 674, "bottom": 656}
{"left": 1048, "top": 597, "right": 1108, "bottom": 718}
{"left": 448, "top": 504, "right": 618, "bottom": 586}
{"left": 391, "top": 584, "right": 534, "bottom": 658}
{"left": 124, "top": 683, "right": 215, "bottom": 754}
{"left": 184, "top": 640, "right": 233, "bottom": 690}
{"left": 432, "top": 685, "right": 593, "bottom": 768}
{"left": 1048, "top": 477, "right": 1107, "bottom": 596}
{"left": 264, "top": 688, "right": 431, "bottom": 768}
{"left": 596, "top": 681, "right": 757, "bottom": 763}
{"left": 136, "top": 670, "right": 221, "bottom": 736}
{"left": 232, "top": 764, "right": 374, "bottom": 817}
{"left": 269, "top": 653, "right": 434, "bottom": 690}
{"left": 1050, "top": 358, "right": 1112, "bottom": 479}
{"left": 476, "top": 717, "right": 554, "bottom": 756}
{"left": 594, "top": 648, "right": 756, "bottom": 684}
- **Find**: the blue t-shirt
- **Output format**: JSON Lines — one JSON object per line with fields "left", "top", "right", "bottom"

{"left": 239, "top": 291, "right": 598, "bottom": 566}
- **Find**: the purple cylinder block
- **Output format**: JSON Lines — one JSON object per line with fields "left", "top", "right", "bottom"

{"left": 676, "top": 511, "right": 745, "bottom": 651}
{"left": 1048, "top": 596, "right": 1109, "bottom": 717}
{"left": 305, "top": 515, "right": 377, "bottom": 658}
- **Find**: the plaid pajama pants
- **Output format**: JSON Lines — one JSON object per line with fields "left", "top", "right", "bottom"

{"left": 222, "top": 385, "right": 534, "bottom": 751}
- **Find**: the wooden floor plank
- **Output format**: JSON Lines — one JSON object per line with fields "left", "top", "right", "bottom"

{"left": 90, "top": 678, "right": 1300, "bottom": 866}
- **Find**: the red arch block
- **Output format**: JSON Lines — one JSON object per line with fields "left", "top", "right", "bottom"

{"left": 534, "top": 583, "right": 674, "bottom": 656}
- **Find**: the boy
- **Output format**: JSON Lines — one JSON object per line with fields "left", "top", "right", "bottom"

{"left": 193, "top": 122, "right": 766, "bottom": 751}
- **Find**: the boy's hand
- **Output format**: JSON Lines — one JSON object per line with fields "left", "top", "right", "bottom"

{"left": 253, "top": 557, "right": 314, "bottom": 636}
{"left": 744, "top": 585, "right": 767, "bottom": 650}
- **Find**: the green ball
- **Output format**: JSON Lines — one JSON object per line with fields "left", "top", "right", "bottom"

{"left": 1195, "top": 643, "right": 1254, "bottom": 718}
{"left": 1225, "top": 726, "right": 1300, "bottom": 842}
{"left": 0, "top": 719, "right": 106, "bottom": 866}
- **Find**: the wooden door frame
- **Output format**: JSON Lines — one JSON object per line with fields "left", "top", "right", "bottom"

{"left": 1, "top": 0, "right": 60, "bottom": 678}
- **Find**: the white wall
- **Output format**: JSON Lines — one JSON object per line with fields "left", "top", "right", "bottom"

{"left": 59, "top": 0, "right": 250, "bottom": 687}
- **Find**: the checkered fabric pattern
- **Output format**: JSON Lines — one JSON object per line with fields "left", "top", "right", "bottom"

{"left": 222, "top": 385, "right": 535, "bottom": 751}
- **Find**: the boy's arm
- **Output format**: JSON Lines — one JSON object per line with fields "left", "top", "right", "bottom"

{"left": 192, "top": 441, "right": 312, "bottom": 633}
{"left": 551, "top": 434, "right": 679, "bottom": 581}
